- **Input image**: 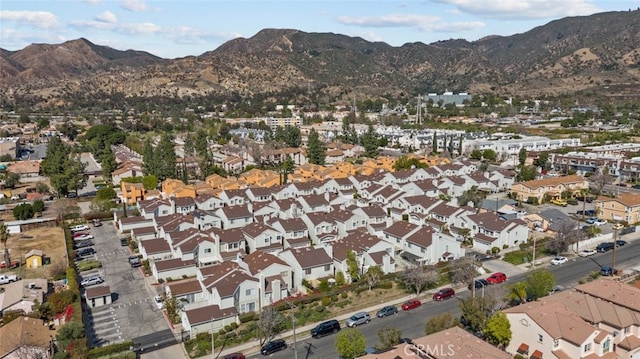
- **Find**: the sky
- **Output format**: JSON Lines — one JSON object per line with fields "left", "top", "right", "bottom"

{"left": 1, "top": 0, "right": 639, "bottom": 59}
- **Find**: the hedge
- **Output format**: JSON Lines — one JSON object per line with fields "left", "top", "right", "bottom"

{"left": 87, "top": 341, "right": 134, "bottom": 359}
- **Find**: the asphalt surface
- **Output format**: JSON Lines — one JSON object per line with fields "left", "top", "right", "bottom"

{"left": 247, "top": 238, "right": 640, "bottom": 359}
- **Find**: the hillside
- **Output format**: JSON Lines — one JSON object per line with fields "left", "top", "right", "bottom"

{"left": 2, "top": 10, "right": 640, "bottom": 108}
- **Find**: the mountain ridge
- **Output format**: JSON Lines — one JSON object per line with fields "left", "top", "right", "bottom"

{"left": 2, "top": 10, "right": 640, "bottom": 107}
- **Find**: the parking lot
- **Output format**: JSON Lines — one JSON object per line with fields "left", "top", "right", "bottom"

{"left": 524, "top": 200, "right": 615, "bottom": 235}
{"left": 78, "top": 222, "right": 169, "bottom": 348}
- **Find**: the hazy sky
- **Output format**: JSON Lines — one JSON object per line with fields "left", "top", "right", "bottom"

{"left": 1, "top": 0, "right": 638, "bottom": 59}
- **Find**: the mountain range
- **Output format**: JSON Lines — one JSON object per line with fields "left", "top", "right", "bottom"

{"left": 2, "top": 9, "right": 640, "bottom": 108}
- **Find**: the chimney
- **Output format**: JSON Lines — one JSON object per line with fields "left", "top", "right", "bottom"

{"left": 323, "top": 244, "right": 334, "bottom": 259}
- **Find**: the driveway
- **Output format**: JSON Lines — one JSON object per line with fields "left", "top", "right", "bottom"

{"left": 81, "top": 222, "right": 170, "bottom": 348}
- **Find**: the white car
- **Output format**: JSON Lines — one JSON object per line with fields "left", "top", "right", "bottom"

{"left": 70, "top": 224, "right": 89, "bottom": 232}
{"left": 550, "top": 256, "right": 568, "bottom": 265}
{"left": 81, "top": 275, "right": 103, "bottom": 287}
{"left": 579, "top": 249, "right": 597, "bottom": 257}
{"left": 74, "top": 234, "right": 94, "bottom": 241}
{"left": 153, "top": 295, "right": 164, "bottom": 310}
{"left": 594, "top": 219, "right": 608, "bottom": 226}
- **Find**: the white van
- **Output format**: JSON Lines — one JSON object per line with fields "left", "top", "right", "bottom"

{"left": 70, "top": 224, "right": 89, "bottom": 232}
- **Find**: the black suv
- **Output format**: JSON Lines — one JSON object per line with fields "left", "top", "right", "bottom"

{"left": 311, "top": 319, "right": 341, "bottom": 338}
{"left": 260, "top": 339, "right": 286, "bottom": 355}
{"left": 75, "top": 248, "right": 95, "bottom": 257}
{"left": 596, "top": 242, "right": 615, "bottom": 252}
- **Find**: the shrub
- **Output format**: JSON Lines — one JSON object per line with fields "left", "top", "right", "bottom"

{"left": 230, "top": 322, "right": 239, "bottom": 330}
{"left": 491, "top": 246, "right": 501, "bottom": 255}
{"left": 374, "top": 281, "right": 393, "bottom": 290}
{"left": 331, "top": 295, "right": 338, "bottom": 302}
{"left": 335, "top": 271, "right": 346, "bottom": 286}
{"left": 315, "top": 305, "right": 326, "bottom": 313}
{"left": 502, "top": 244, "right": 509, "bottom": 249}
{"left": 341, "top": 292, "right": 348, "bottom": 299}
{"left": 87, "top": 341, "right": 134, "bottom": 359}
{"left": 224, "top": 325, "right": 233, "bottom": 333}
{"left": 321, "top": 297, "right": 331, "bottom": 306}
{"left": 238, "top": 312, "right": 258, "bottom": 324}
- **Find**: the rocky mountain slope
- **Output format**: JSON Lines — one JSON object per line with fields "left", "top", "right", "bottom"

{"left": 2, "top": 10, "right": 640, "bottom": 108}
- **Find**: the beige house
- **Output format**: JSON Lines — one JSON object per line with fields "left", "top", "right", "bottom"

{"left": 504, "top": 299, "right": 616, "bottom": 359}
{"left": 510, "top": 175, "right": 589, "bottom": 203}
{"left": 595, "top": 193, "right": 640, "bottom": 223}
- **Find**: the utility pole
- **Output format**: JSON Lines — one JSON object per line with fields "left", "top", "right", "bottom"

{"left": 612, "top": 223, "right": 623, "bottom": 274}
{"left": 283, "top": 298, "right": 298, "bottom": 359}
{"left": 531, "top": 235, "right": 537, "bottom": 270}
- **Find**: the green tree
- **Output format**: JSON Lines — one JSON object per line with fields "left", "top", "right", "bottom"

{"left": 32, "top": 199, "right": 45, "bottom": 214}
{"left": 280, "top": 156, "right": 295, "bottom": 184}
{"left": 35, "top": 182, "right": 49, "bottom": 194}
{"left": 376, "top": 326, "right": 402, "bottom": 352}
{"left": 0, "top": 223, "right": 9, "bottom": 270}
{"left": 56, "top": 321, "right": 85, "bottom": 354}
{"left": 335, "top": 271, "right": 346, "bottom": 286}
{"left": 533, "top": 152, "right": 549, "bottom": 170}
{"left": 363, "top": 265, "right": 384, "bottom": 291}
{"left": 470, "top": 149, "right": 483, "bottom": 160}
{"left": 306, "top": 128, "right": 326, "bottom": 165}
{"left": 424, "top": 312, "right": 458, "bottom": 335}
{"left": 141, "top": 138, "right": 157, "bottom": 176}
{"left": 360, "top": 123, "right": 380, "bottom": 158}
{"left": 346, "top": 250, "right": 360, "bottom": 282}
{"left": 100, "top": 147, "right": 118, "bottom": 180}
{"left": 96, "top": 187, "right": 116, "bottom": 201}
{"left": 525, "top": 269, "right": 556, "bottom": 300}
{"left": 3, "top": 171, "right": 21, "bottom": 188}
{"left": 335, "top": 328, "right": 366, "bottom": 359}
{"left": 13, "top": 203, "right": 35, "bottom": 220}
{"left": 457, "top": 136, "right": 463, "bottom": 156}
{"left": 458, "top": 293, "right": 497, "bottom": 333}
{"left": 142, "top": 175, "right": 158, "bottom": 191}
{"left": 518, "top": 148, "right": 527, "bottom": 167}
{"left": 41, "top": 137, "right": 87, "bottom": 197}
{"left": 484, "top": 312, "right": 511, "bottom": 347}
{"left": 156, "top": 133, "right": 177, "bottom": 180}
{"left": 482, "top": 149, "right": 497, "bottom": 162}
{"left": 432, "top": 132, "right": 438, "bottom": 154}
{"left": 393, "top": 155, "right": 428, "bottom": 171}
{"left": 517, "top": 165, "right": 537, "bottom": 182}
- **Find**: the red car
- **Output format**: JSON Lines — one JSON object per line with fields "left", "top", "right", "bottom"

{"left": 223, "top": 353, "right": 245, "bottom": 359}
{"left": 72, "top": 231, "right": 88, "bottom": 238}
{"left": 0, "top": 260, "right": 20, "bottom": 269}
{"left": 486, "top": 272, "right": 507, "bottom": 284}
{"left": 432, "top": 288, "right": 455, "bottom": 301}
{"left": 401, "top": 299, "right": 422, "bottom": 310}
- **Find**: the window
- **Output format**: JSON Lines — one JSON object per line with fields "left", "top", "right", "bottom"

{"left": 245, "top": 288, "right": 253, "bottom": 296}
{"left": 584, "top": 343, "right": 591, "bottom": 352}
{"left": 553, "top": 339, "right": 559, "bottom": 348}
{"left": 324, "top": 265, "right": 330, "bottom": 271}
{"left": 624, "top": 327, "right": 630, "bottom": 334}
{"left": 304, "top": 268, "right": 311, "bottom": 275}
{"left": 204, "top": 248, "right": 212, "bottom": 253}
{"left": 603, "top": 339, "right": 610, "bottom": 352}
{"left": 538, "top": 334, "right": 543, "bottom": 343}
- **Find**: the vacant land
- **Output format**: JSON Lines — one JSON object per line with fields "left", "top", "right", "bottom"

{"left": 2, "top": 226, "right": 67, "bottom": 279}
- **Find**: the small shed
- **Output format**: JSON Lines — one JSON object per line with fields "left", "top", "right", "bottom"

{"left": 85, "top": 286, "right": 112, "bottom": 308}
{"left": 25, "top": 249, "right": 44, "bottom": 268}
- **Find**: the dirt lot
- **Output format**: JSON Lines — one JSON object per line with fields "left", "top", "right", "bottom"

{"left": 2, "top": 226, "right": 67, "bottom": 279}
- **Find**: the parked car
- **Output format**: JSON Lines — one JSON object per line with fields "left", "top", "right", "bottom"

{"left": 550, "top": 256, "right": 568, "bottom": 265}
{"left": 586, "top": 217, "right": 597, "bottom": 224}
{"left": 120, "top": 238, "right": 129, "bottom": 246}
{"left": 75, "top": 248, "right": 95, "bottom": 257}
{"left": 616, "top": 240, "right": 627, "bottom": 246}
{"left": 128, "top": 255, "right": 141, "bottom": 268}
{"left": 74, "top": 234, "right": 94, "bottom": 241}
{"left": 432, "top": 288, "right": 455, "bottom": 301}
{"left": 550, "top": 199, "right": 568, "bottom": 207}
{"left": 153, "top": 295, "right": 164, "bottom": 310}
{"left": 0, "top": 260, "right": 20, "bottom": 269}
{"left": 600, "top": 266, "right": 617, "bottom": 276}
{"left": 223, "top": 354, "right": 245, "bottom": 359}
{"left": 566, "top": 198, "right": 579, "bottom": 205}
{"left": 72, "top": 231, "right": 88, "bottom": 238}
{"left": 468, "top": 279, "right": 489, "bottom": 290}
{"left": 260, "top": 339, "right": 287, "bottom": 355}
{"left": 596, "top": 242, "right": 615, "bottom": 252}
{"left": 310, "top": 319, "right": 341, "bottom": 338}
{"left": 486, "top": 272, "right": 507, "bottom": 284}
{"left": 594, "top": 219, "right": 608, "bottom": 226}
{"left": 73, "top": 240, "right": 94, "bottom": 249}
{"left": 401, "top": 299, "right": 421, "bottom": 310}
{"left": 576, "top": 210, "right": 596, "bottom": 216}
{"left": 376, "top": 305, "right": 398, "bottom": 318}
{"left": 92, "top": 218, "right": 102, "bottom": 227}
{"left": 81, "top": 275, "right": 104, "bottom": 287}
{"left": 70, "top": 224, "right": 89, "bottom": 232}
{"left": 578, "top": 249, "right": 597, "bottom": 257}
{"left": 346, "top": 312, "right": 371, "bottom": 327}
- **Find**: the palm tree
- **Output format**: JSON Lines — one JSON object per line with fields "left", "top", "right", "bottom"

{"left": 0, "top": 223, "right": 9, "bottom": 267}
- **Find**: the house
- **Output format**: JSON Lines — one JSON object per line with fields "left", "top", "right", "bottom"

{"left": 0, "top": 278, "right": 48, "bottom": 315}
{"left": 181, "top": 304, "right": 238, "bottom": 336}
{"left": 301, "top": 212, "right": 338, "bottom": 244}
{"left": 208, "top": 228, "right": 246, "bottom": 261}
{"left": 139, "top": 238, "right": 172, "bottom": 260}
{"left": 194, "top": 193, "right": 225, "bottom": 211}
{"left": 403, "top": 226, "right": 464, "bottom": 265}
{"left": 510, "top": 174, "right": 589, "bottom": 203}
{"left": 117, "top": 215, "right": 155, "bottom": 233}
{"left": 595, "top": 193, "right": 640, "bottom": 223}
{"left": 24, "top": 249, "right": 43, "bottom": 269}
{"left": 200, "top": 268, "right": 259, "bottom": 313}
{"left": 278, "top": 246, "right": 333, "bottom": 292}
{"left": 6, "top": 160, "right": 40, "bottom": 179}
{"left": 464, "top": 212, "right": 529, "bottom": 252}
{"left": 85, "top": 285, "right": 112, "bottom": 308}
{"left": 171, "top": 197, "right": 196, "bottom": 214}
{"left": 165, "top": 278, "right": 205, "bottom": 309}
{"left": 241, "top": 222, "right": 284, "bottom": 254}
{"left": 0, "top": 316, "right": 54, "bottom": 359}
{"left": 111, "top": 161, "right": 142, "bottom": 186}
{"left": 152, "top": 258, "right": 197, "bottom": 281}
{"left": 358, "top": 326, "right": 511, "bottom": 359}
{"left": 138, "top": 198, "right": 173, "bottom": 219}
{"left": 162, "top": 178, "right": 196, "bottom": 198}
{"left": 215, "top": 204, "right": 253, "bottom": 230}
{"left": 531, "top": 208, "right": 575, "bottom": 233}
{"left": 238, "top": 251, "right": 291, "bottom": 306}
{"left": 121, "top": 182, "right": 145, "bottom": 204}
{"left": 351, "top": 205, "right": 389, "bottom": 234}
{"left": 504, "top": 299, "right": 616, "bottom": 359}
{"left": 268, "top": 217, "right": 310, "bottom": 249}
{"left": 297, "top": 193, "right": 331, "bottom": 213}
{"left": 380, "top": 221, "right": 420, "bottom": 251}
{"left": 330, "top": 231, "right": 395, "bottom": 281}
